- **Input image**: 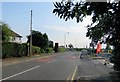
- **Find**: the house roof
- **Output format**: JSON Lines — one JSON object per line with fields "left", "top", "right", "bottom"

{"left": 9, "top": 29, "right": 22, "bottom": 38}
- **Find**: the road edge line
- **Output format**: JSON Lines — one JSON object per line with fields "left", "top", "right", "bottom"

{"left": 1, "top": 65, "right": 40, "bottom": 81}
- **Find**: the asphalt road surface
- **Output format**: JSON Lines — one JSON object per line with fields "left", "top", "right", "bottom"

{"left": 1, "top": 51, "right": 114, "bottom": 81}
{"left": 2, "top": 52, "right": 80, "bottom": 81}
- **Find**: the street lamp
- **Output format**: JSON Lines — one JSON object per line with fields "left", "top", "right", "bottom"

{"left": 74, "top": 37, "right": 76, "bottom": 48}
{"left": 64, "top": 32, "right": 69, "bottom": 48}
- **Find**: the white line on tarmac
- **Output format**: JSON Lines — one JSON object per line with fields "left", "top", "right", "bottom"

{"left": 71, "top": 66, "right": 77, "bottom": 81}
{"left": 47, "top": 59, "right": 56, "bottom": 63}
{"left": 1, "top": 65, "right": 40, "bottom": 81}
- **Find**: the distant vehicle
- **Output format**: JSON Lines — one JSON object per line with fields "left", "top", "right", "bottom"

{"left": 81, "top": 49, "right": 91, "bottom": 55}
{"left": 81, "top": 50, "right": 87, "bottom": 53}
{"left": 80, "top": 50, "right": 88, "bottom": 58}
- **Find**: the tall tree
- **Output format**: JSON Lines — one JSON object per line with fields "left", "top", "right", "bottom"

{"left": 27, "top": 30, "right": 49, "bottom": 50}
{"left": 68, "top": 44, "right": 73, "bottom": 48}
{"left": 42, "top": 33, "right": 49, "bottom": 49}
{"left": 49, "top": 40, "right": 54, "bottom": 48}
{"left": 53, "top": 1, "right": 120, "bottom": 73}
{"left": 1, "top": 22, "right": 12, "bottom": 42}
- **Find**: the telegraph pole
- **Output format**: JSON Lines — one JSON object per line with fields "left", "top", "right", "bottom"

{"left": 30, "top": 10, "right": 32, "bottom": 56}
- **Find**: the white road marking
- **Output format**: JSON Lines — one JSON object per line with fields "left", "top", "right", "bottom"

{"left": 71, "top": 66, "right": 77, "bottom": 81}
{"left": 1, "top": 65, "right": 40, "bottom": 81}
{"left": 47, "top": 59, "right": 56, "bottom": 63}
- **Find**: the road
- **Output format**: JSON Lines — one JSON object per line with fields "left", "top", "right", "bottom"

{"left": 1, "top": 51, "right": 114, "bottom": 81}
{"left": 2, "top": 52, "right": 80, "bottom": 81}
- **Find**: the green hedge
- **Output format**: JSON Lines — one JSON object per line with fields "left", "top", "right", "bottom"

{"left": 32, "top": 46, "right": 41, "bottom": 54}
{"left": 58, "top": 47, "right": 66, "bottom": 52}
{"left": 46, "top": 48, "right": 53, "bottom": 53}
{"left": 2, "top": 42, "right": 28, "bottom": 59}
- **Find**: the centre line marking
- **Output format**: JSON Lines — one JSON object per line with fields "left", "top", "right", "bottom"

{"left": 1, "top": 65, "right": 40, "bottom": 81}
{"left": 71, "top": 66, "right": 77, "bottom": 82}
{"left": 66, "top": 71, "right": 73, "bottom": 82}
{"left": 47, "top": 59, "right": 56, "bottom": 63}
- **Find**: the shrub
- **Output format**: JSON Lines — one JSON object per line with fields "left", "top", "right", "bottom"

{"left": 40, "top": 49, "right": 45, "bottom": 53}
{"left": 2, "top": 42, "right": 28, "bottom": 59}
{"left": 2, "top": 42, "right": 13, "bottom": 58}
{"left": 58, "top": 47, "right": 66, "bottom": 52}
{"left": 32, "top": 46, "right": 41, "bottom": 54}
{"left": 18, "top": 43, "right": 28, "bottom": 57}
{"left": 46, "top": 48, "right": 53, "bottom": 53}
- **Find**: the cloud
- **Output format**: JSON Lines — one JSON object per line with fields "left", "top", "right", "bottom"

{"left": 42, "top": 16, "right": 92, "bottom": 47}
{"left": 43, "top": 16, "right": 92, "bottom": 34}
{"left": 43, "top": 24, "right": 87, "bottom": 34}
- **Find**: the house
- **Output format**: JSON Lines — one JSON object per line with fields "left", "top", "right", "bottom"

{"left": 9, "top": 29, "right": 22, "bottom": 43}
{"left": 1, "top": 22, "right": 22, "bottom": 43}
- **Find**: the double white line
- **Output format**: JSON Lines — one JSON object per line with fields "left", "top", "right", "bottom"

{"left": 66, "top": 66, "right": 78, "bottom": 82}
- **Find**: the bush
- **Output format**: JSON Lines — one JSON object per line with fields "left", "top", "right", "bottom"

{"left": 12, "top": 43, "right": 28, "bottom": 57}
{"left": 2, "top": 42, "right": 13, "bottom": 58}
{"left": 2, "top": 42, "right": 28, "bottom": 59}
{"left": 58, "top": 47, "right": 66, "bottom": 52}
{"left": 32, "top": 46, "right": 41, "bottom": 54}
{"left": 46, "top": 48, "right": 53, "bottom": 53}
{"left": 40, "top": 49, "right": 45, "bottom": 53}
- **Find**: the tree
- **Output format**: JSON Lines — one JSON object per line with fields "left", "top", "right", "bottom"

{"left": 49, "top": 40, "right": 54, "bottom": 48}
{"left": 106, "top": 43, "right": 111, "bottom": 50}
{"left": 106, "top": 42, "right": 111, "bottom": 53}
{"left": 1, "top": 22, "right": 12, "bottom": 42}
{"left": 27, "top": 30, "right": 49, "bottom": 50}
{"left": 53, "top": 1, "right": 120, "bottom": 74}
{"left": 68, "top": 44, "right": 73, "bottom": 48}
{"left": 42, "top": 33, "right": 49, "bottom": 49}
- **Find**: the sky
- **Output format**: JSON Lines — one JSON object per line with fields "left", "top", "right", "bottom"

{"left": 2, "top": 2, "right": 94, "bottom": 48}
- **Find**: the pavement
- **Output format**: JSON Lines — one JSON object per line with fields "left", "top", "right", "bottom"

{"left": 93, "top": 54, "right": 114, "bottom": 68}
{"left": 2, "top": 53, "right": 55, "bottom": 67}
{"left": 76, "top": 53, "right": 115, "bottom": 81}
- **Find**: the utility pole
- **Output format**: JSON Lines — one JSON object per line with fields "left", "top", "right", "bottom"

{"left": 30, "top": 10, "right": 32, "bottom": 56}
